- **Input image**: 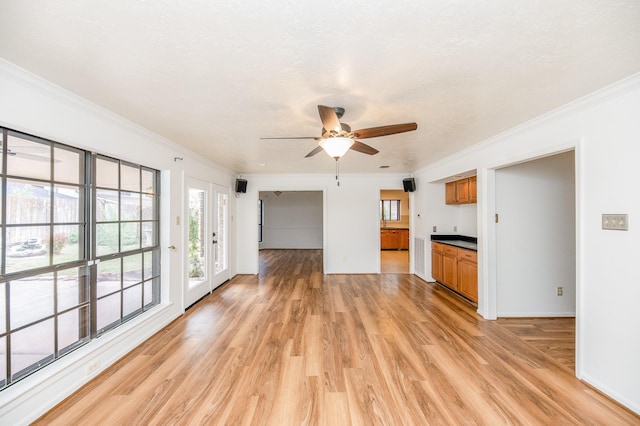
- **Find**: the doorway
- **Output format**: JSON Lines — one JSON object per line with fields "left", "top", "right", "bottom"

{"left": 380, "top": 189, "right": 410, "bottom": 273}
{"left": 258, "top": 191, "right": 323, "bottom": 250}
{"left": 184, "top": 178, "right": 230, "bottom": 309}
{"left": 495, "top": 151, "right": 576, "bottom": 367}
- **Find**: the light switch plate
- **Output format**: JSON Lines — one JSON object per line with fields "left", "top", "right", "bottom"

{"left": 602, "top": 214, "right": 628, "bottom": 231}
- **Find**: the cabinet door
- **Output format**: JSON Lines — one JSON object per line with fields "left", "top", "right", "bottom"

{"left": 445, "top": 182, "right": 457, "bottom": 204}
{"left": 442, "top": 254, "right": 458, "bottom": 290}
{"left": 380, "top": 230, "right": 391, "bottom": 249}
{"left": 431, "top": 248, "right": 443, "bottom": 282}
{"left": 469, "top": 176, "right": 477, "bottom": 203}
{"left": 381, "top": 230, "right": 400, "bottom": 249}
{"left": 458, "top": 259, "right": 478, "bottom": 302}
{"left": 456, "top": 179, "right": 469, "bottom": 203}
{"left": 400, "top": 229, "right": 409, "bottom": 249}
{"left": 390, "top": 230, "right": 400, "bottom": 248}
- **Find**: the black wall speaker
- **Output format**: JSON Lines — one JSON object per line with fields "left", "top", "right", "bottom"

{"left": 403, "top": 177, "right": 416, "bottom": 192}
{"left": 235, "top": 178, "right": 247, "bottom": 193}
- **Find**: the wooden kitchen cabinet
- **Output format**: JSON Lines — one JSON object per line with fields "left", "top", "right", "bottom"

{"left": 455, "top": 179, "right": 469, "bottom": 203}
{"left": 445, "top": 176, "right": 477, "bottom": 205}
{"left": 431, "top": 243, "right": 478, "bottom": 303}
{"left": 431, "top": 242, "right": 443, "bottom": 282}
{"left": 457, "top": 249, "right": 478, "bottom": 303}
{"left": 445, "top": 182, "right": 457, "bottom": 204}
{"left": 381, "top": 229, "right": 409, "bottom": 250}
{"left": 469, "top": 176, "right": 477, "bottom": 203}
{"left": 442, "top": 245, "right": 458, "bottom": 290}
{"left": 399, "top": 229, "right": 409, "bottom": 249}
{"left": 380, "top": 229, "right": 397, "bottom": 249}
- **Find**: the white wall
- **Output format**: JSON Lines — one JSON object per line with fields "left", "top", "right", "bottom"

{"left": 495, "top": 151, "right": 576, "bottom": 316}
{"left": 0, "top": 60, "right": 237, "bottom": 424}
{"left": 237, "top": 174, "right": 409, "bottom": 274}
{"left": 415, "top": 182, "right": 477, "bottom": 244}
{"left": 457, "top": 203, "right": 478, "bottom": 236}
{"left": 259, "top": 191, "right": 323, "bottom": 249}
{"left": 412, "top": 74, "right": 640, "bottom": 414}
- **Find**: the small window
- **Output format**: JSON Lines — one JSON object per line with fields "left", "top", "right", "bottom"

{"left": 380, "top": 200, "right": 401, "bottom": 221}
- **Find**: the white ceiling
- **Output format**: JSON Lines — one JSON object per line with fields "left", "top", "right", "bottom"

{"left": 1, "top": 1, "right": 639, "bottom": 174}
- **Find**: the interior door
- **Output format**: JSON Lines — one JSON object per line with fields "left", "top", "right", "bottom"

{"left": 211, "top": 183, "right": 230, "bottom": 289}
{"left": 184, "top": 178, "right": 210, "bottom": 308}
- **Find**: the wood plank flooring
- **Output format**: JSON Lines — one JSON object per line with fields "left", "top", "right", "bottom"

{"left": 380, "top": 250, "right": 409, "bottom": 274}
{"left": 35, "top": 249, "right": 639, "bottom": 425}
{"left": 497, "top": 317, "right": 576, "bottom": 371}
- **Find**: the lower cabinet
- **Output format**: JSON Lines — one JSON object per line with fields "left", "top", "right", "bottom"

{"left": 381, "top": 230, "right": 399, "bottom": 249}
{"left": 431, "top": 243, "right": 443, "bottom": 282}
{"left": 457, "top": 252, "right": 478, "bottom": 302}
{"left": 442, "top": 247, "right": 458, "bottom": 290}
{"left": 431, "top": 242, "right": 477, "bottom": 303}
{"left": 399, "top": 229, "right": 409, "bottom": 249}
{"left": 381, "top": 229, "right": 409, "bottom": 250}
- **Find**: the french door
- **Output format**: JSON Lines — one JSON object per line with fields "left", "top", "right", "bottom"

{"left": 211, "top": 183, "right": 230, "bottom": 290}
{"left": 184, "top": 179, "right": 229, "bottom": 309}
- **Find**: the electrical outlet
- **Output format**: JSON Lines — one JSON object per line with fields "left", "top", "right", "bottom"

{"left": 557, "top": 287, "right": 563, "bottom": 296}
{"left": 602, "top": 214, "right": 628, "bottom": 230}
{"left": 453, "top": 226, "right": 458, "bottom": 232}
{"left": 86, "top": 359, "right": 101, "bottom": 375}
{"left": 433, "top": 226, "right": 437, "bottom": 232}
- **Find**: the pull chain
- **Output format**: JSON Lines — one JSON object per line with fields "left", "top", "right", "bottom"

{"left": 335, "top": 158, "right": 340, "bottom": 186}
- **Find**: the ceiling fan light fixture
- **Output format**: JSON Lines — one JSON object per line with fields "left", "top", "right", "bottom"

{"left": 319, "top": 137, "right": 354, "bottom": 159}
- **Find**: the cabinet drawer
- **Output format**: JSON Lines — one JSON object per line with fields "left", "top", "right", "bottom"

{"left": 443, "top": 245, "right": 457, "bottom": 256}
{"left": 457, "top": 248, "right": 477, "bottom": 263}
{"left": 432, "top": 242, "right": 443, "bottom": 252}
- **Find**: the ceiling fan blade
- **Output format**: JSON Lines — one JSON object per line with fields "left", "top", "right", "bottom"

{"left": 305, "top": 145, "right": 324, "bottom": 158}
{"left": 351, "top": 123, "right": 417, "bottom": 139}
{"left": 318, "top": 105, "right": 342, "bottom": 134}
{"left": 350, "top": 140, "right": 379, "bottom": 155}
{"left": 260, "top": 136, "right": 318, "bottom": 140}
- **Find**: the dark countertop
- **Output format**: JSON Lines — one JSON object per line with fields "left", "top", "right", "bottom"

{"left": 431, "top": 234, "right": 477, "bottom": 251}
{"left": 380, "top": 227, "right": 409, "bottom": 230}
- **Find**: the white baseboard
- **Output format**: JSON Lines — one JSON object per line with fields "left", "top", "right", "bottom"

{"left": 579, "top": 372, "right": 640, "bottom": 416}
{"left": 497, "top": 311, "right": 576, "bottom": 318}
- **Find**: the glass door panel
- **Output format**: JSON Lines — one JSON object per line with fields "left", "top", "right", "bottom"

{"left": 184, "top": 179, "right": 210, "bottom": 307}
{"left": 212, "top": 184, "right": 230, "bottom": 289}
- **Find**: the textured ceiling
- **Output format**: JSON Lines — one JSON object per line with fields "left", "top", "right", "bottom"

{"left": 1, "top": 1, "right": 639, "bottom": 174}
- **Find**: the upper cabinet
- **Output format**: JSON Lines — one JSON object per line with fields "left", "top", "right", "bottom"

{"left": 446, "top": 176, "right": 477, "bottom": 205}
{"left": 469, "top": 176, "right": 477, "bottom": 203}
{"left": 455, "top": 179, "right": 469, "bottom": 203}
{"left": 445, "top": 182, "right": 457, "bottom": 204}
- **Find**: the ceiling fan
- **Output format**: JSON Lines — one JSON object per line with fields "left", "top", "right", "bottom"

{"left": 261, "top": 105, "right": 418, "bottom": 159}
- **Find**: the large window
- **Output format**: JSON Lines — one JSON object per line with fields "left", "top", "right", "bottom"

{"left": 0, "top": 128, "right": 160, "bottom": 389}
{"left": 94, "top": 156, "right": 160, "bottom": 334}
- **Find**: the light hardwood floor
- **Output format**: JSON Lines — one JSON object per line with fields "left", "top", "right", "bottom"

{"left": 35, "top": 249, "right": 639, "bottom": 425}
{"left": 497, "top": 317, "right": 576, "bottom": 371}
{"left": 380, "top": 250, "right": 409, "bottom": 274}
